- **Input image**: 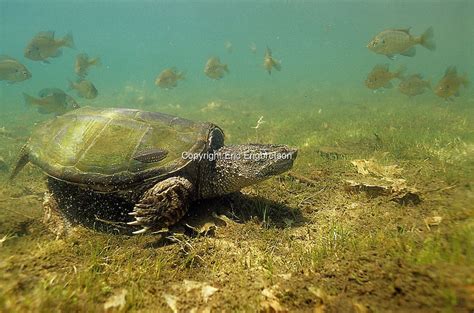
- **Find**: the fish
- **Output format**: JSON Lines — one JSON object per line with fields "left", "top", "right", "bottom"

{"left": 155, "top": 68, "right": 185, "bottom": 89}
{"left": 434, "top": 66, "right": 469, "bottom": 100}
{"left": 24, "top": 31, "right": 75, "bottom": 62}
{"left": 263, "top": 47, "right": 281, "bottom": 75}
{"left": 23, "top": 88, "right": 79, "bottom": 115}
{"left": 204, "top": 57, "right": 229, "bottom": 80}
{"left": 224, "top": 41, "right": 233, "bottom": 53}
{"left": 0, "top": 55, "right": 31, "bottom": 83}
{"left": 367, "top": 27, "right": 435, "bottom": 59}
{"left": 398, "top": 74, "right": 431, "bottom": 97}
{"left": 69, "top": 79, "right": 98, "bottom": 99}
{"left": 75, "top": 53, "right": 101, "bottom": 77}
{"left": 249, "top": 42, "right": 257, "bottom": 54}
{"left": 365, "top": 64, "right": 405, "bottom": 90}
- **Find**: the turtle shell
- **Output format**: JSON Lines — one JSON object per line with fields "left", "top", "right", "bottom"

{"left": 26, "top": 107, "right": 221, "bottom": 191}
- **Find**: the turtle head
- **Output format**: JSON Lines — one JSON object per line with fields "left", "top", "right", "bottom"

{"left": 200, "top": 144, "right": 297, "bottom": 198}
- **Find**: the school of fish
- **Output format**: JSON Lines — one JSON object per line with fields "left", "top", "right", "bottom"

{"left": 1, "top": 26, "right": 469, "bottom": 117}
{"left": 366, "top": 27, "right": 469, "bottom": 100}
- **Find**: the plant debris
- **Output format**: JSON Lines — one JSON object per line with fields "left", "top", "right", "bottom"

{"left": 182, "top": 280, "right": 218, "bottom": 303}
{"left": 163, "top": 293, "right": 179, "bottom": 313}
{"left": 345, "top": 159, "right": 421, "bottom": 204}
{"left": 316, "top": 146, "right": 352, "bottom": 160}
{"left": 351, "top": 159, "right": 402, "bottom": 178}
{"left": 103, "top": 289, "right": 127, "bottom": 311}
{"left": 424, "top": 216, "right": 443, "bottom": 230}
{"left": 261, "top": 285, "right": 287, "bottom": 313}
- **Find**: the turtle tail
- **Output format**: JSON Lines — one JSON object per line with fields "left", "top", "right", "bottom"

{"left": 9, "top": 144, "right": 29, "bottom": 180}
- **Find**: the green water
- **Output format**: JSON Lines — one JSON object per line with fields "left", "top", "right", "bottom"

{"left": 1, "top": 1, "right": 473, "bottom": 112}
{"left": 1, "top": 1, "right": 473, "bottom": 312}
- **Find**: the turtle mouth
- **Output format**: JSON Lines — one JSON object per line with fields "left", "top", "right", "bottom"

{"left": 279, "top": 148, "right": 297, "bottom": 171}
{"left": 259, "top": 146, "right": 298, "bottom": 177}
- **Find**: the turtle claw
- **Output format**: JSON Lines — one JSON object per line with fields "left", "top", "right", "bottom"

{"left": 132, "top": 227, "right": 149, "bottom": 235}
{"left": 127, "top": 220, "right": 142, "bottom": 226}
{"left": 128, "top": 177, "right": 193, "bottom": 235}
{"left": 128, "top": 218, "right": 150, "bottom": 235}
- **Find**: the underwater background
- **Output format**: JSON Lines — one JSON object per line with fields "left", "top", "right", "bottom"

{"left": 1, "top": 1, "right": 473, "bottom": 312}
{"left": 1, "top": 0, "right": 473, "bottom": 113}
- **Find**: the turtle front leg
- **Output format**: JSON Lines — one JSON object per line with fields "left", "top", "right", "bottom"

{"left": 128, "top": 177, "right": 194, "bottom": 234}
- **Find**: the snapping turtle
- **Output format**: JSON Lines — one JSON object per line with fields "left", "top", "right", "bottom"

{"left": 10, "top": 107, "right": 297, "bottom": 234}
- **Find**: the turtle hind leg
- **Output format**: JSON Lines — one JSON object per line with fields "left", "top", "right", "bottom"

{"left": 43, "top": 191, "right": 74, "bottom": 238}
{"left": 128, "top": 177, "right": 194, "bottom": 234}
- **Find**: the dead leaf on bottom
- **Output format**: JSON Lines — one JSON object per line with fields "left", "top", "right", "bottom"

{"left": 0, "top": 234, "right": 15, "bottom": 247}
{"left": 347, "top": 159, "right": 421, "bottom": 204}
{"left": 183, "top": 280, "right": 219, "bottom": 303}
{"left": 277, "top": 273, "right": 292, "bottom": 280}
{"left": 163, "top": 293, "right": 179, "bottom": 313}
{"left": 309, "top": 287, "right": 333, "bottom": 308}
{"left": 309, "top": 288, "right": 369, "bottom": 313}
{"left": 424, "top": 216, "right": 443, "bottom": 230}
{"left": 353, "top": 302, "right": 369, "bottom": 313}
{"left": 183, "top": 211, "right": 228, "bottom": 236}
{"left": 185, "top": 222, "right": 217, "bottom": 235}
{"left": 260, "top": 286, "right": 287, "bottom": 313}
{"left": 104, "top": 289, "right": 127, "bottom": 311}
{"left": 351, "top": 159, "right": 403, "bottom": 178}
{"left": 345, "top": 178, "right": 421, "bottom": 204}
{"left": 260, "top": 299, "right": 288, "bottom": 313}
